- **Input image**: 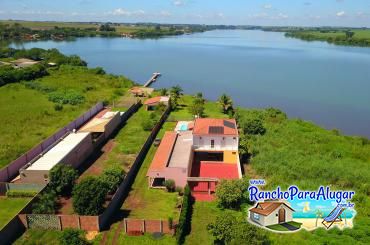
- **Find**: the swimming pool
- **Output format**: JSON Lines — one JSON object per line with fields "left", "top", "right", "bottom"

{"left": 179, "top": 124, "right": 188, "bottom": 131}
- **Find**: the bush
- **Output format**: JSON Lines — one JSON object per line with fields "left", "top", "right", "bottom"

{"left": 48, "top": 90, "right": 85, "bottom": 105}
{"left": 6, "top": 190, "right": 38, "bottom": 198}
{"left": 101, "top": 166, "right": 125, "bottom": 194}
{"left": 32, "top": 189, "right": 57, "bottom": 214}
{"left": 215, "top": 179, "right": 248, "bottom": 209}
{"left": 90, "top": 67, "right": 105, "bottom": 75}
{"left": 72, "top": 176, "right": 109, "bottom": 215}
{"left": 164, "top": 179, "right": 176, "bottom": 192}
{"left": 175, "top": 186, "right": 184, "bottom": 196}
{"left": 141, "top": 113, "right": 159, "bottom": 131}
{"left": 207, "top": 213, "right": 269, "bottom": 244}
{"left": 49, "top": 164, "right": 78, "bottom": 195}
{"left": 176, "top": 185, "right": 192, "bottom": 244}
{"left": 54, "top": 103, "right": 63, "bottom": 111}
{"left": 242, "top": 118, "right": 266, "bottom": 135}
{"left": 60, "top": 228, "right": 88, "bottom": 245}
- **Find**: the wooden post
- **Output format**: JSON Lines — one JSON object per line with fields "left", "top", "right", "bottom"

{"left": 160, "top": 219, "right": 163, "bottom": 233}
{"left": 78, "top": 216, "right": 81, "bottom": 229}
{"left": 58, "top": 216, "right": 62, "bottom": 230}
{"left": 142, "top": 219, "right": 146, "bottom": 233}
{"left": 124, "top": 219, "right": 127, "bottom": 233}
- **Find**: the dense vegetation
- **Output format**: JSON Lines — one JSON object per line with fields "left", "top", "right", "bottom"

{"left": 236, "top": 107, "right": 370, "bottom": 244}
{"left": 0, "top": 59, "right": 133, "bottom": 168}
{"left": 0, "top": 47, "right": 87, "bottom": 87}
{"left": 285, "top": 29, "right": 370, "bottom": 47}
{"left": 176, "top": 185, "right": 193, "bottom": 244}
{"left": 0, "top": 21, "right": 211, "bottom": 41}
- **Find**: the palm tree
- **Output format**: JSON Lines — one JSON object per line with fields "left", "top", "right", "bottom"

{"left": 170, "top": 85, "right": 183, "bottom": 98}
{"left": 315, "top": 209, "right": 324, "bottom": 227}
{"left": 159, "top": 88, "right": 168, "bottom": 96}
{"left": 218, "top": 94, "right": 233, "bottom": 114}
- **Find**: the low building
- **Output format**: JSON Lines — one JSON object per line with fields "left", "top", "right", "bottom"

{"left": 147, "top": 118, "right": 242, "bottom": 199}
{"left": 19, "top": 132, "right": 93, "bottom": 183}
{"left": 144, "top": 96, "right": 170, "bottom": 110}
{"left": 249, "top": 201, "right": 295, "bottom": 227}
{"left": 129, "top": 87, "right": 154, "bottom": 97}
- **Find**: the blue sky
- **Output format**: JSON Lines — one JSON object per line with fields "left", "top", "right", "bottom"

{"left": 1, "top": 0, "right": 370, "bottom": 27}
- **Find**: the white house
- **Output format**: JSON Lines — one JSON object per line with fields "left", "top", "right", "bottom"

{"left": 192, "top": 118, "right": 239, "bottom": 151}
{"left": 249, "top": 201, "right": 295, "bottom": 227}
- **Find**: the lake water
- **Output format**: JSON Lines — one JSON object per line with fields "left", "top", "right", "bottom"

{"left": 12, "top": 30, "right": 370, "bottom": 137}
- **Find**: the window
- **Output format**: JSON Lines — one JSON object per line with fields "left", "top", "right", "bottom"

{"left": 211, "top": 139, "right": 215, "bottom": 148}
{"left": 253, "top": 213, "right": 260, "bottom": 220}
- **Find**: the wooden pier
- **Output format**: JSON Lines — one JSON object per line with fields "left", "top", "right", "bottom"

{"left": 143, "top": 72, "right": 161, "bottom": 87}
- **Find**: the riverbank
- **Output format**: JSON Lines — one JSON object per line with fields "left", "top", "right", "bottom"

{"left": 285, "top": 29, "right": 370, "bottom": 47}
{"left": 0, "top": 20, "right": 210, "bottom": 41}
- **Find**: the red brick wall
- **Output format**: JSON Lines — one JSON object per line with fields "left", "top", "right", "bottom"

{"left": 60, "top": 215, "right": 79, "bottom": 229}
{"left": 124, "top": 219, "right": 175, "bottom": 235}
{"left": 80, "top": 216, "right": 99, "bottom": 231}
{"left": 145, "top": 220, "right": 161, "bottom": 233}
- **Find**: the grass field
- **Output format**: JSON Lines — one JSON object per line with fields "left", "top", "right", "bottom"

{"left": 121, "top": 122, "right": 180, "bottom": 220}
{"left": 0, "top": 197, "right": 31, "bottom": 229}
{"left": 0, "top": 65, "right": 132, "bottom": 169}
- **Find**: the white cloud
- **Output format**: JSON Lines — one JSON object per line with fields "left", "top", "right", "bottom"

{"left": 263, "top": 4, "right": 272, "bottom": 9}
{"left": 173, "top": 0, "right": 185, "bottom": 7}
{"left": 278, "top": 13, "right": 289, "bottom": 19}
{"left": 110, "top": 8, "right": 145, "bottom": 17}
{"left": 336, "top": 11, "right": 345, "bottom": 17}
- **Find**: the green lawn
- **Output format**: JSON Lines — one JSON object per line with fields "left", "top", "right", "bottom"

{"left": 115, "top": 234, "right": 175, "bottom": 245}
{"left": 14, "top": 229, "right": 61, "bottom": 245}
{"left": 169, "top": 95, "right": 228, "bottom": 121}
{"left": 184, "top": 201, "right": 244, "bottom": 245}
{"left": 121, "top": 122, "right": 180, "bottom": 220}
{"left": 0, "top": 197, "right": 31, "bottom": 229}
{"left": 0, "top": 65, "right": 132, "bottom": 168}
{"left": 266, "top": 224, "right": 290, "bottom": 232}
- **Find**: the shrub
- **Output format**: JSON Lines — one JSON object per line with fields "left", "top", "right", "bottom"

{"left": 6, "top": 190, "right": 38, "bottom": 198}
{"left": 101, "top": 166, "right": 125, "bottom": 194}
{"left": 90, "top": 67, "right": 105, "bottom": 75}
{"left": 32, "top": 189, "right": 57, "bottom": 214}
{"left": 242, "top": 118, "right": 266, "bottom": 135}
{"left": 164, "top": 179, "right": 176, "bottom": 192}
{"left": 54, "top": 103, "right": 63, "bottom": 111}
{"left": 168, "top": 216, "right": 173, "bottom": 229}
{"left": 72, "top": 176, "right": 109, "bottom": 215}
{"left": 175, "top": 186, "right": 184, "bottom": 196}
{"left": 48, "top": 90, "right": 85, "bottom": 105}
{"left": 60, "top": 228, "right": 88, "bottom": 245}
{"left": 141, "top": 113, "right": 159, "bottom": 131}
{"left": 176, "top": 185, "right": 192, "bottom": 244}
{"left": 49, "top": 164, "right": 78, "bottom": 195}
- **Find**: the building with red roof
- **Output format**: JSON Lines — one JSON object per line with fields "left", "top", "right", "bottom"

{"left": 146, "top": 119, "right": 242, "bottom": 200}
{"left": 144, "top": 96, "right": 170, "bottom": 110}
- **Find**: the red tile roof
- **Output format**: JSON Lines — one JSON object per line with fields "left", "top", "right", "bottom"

{"left": 193, "top": 118, "right": 238, "bottom": 136}
{"left": 191, "top": 161, "right": 239, "bottom": 179}
{"left": 144, "top": 96, "right": 169, "bottom": 105}
{"left": 249, "top": 202, "right": 294, "bottom": 216}
{"left": 148, "top": 132, "right": 178, "bottom": 172}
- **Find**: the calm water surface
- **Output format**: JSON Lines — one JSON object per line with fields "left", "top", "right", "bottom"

{"left": 13, "top": 30, "right": 370, "bottom": 137}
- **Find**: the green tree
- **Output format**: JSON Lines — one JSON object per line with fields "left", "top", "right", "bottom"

{"left": 215, "top": 179, "right": 248, "bottom": 209}
{"left": 207, "top": 212, "right": 237, "bottom": 242}
{"left": 218, "top": 94, "right": 233, "bottom": 114}
{"left": 345, "top": 31, "right": 355, "bottom": 39}
{"left": 188, "top": 94, "right": 205, "bottom": 117}
{"left": 60, "top": 228, "right": 88, "bottom": 245}
{"left": 32, "top": 190, "right": 57, "bottom": 214}
{"left": 49, "top": 164, "right": 78, "bottom": 194}
{"left": 72, "top": 176, "right": 109, "bottom": 215}
{"left": 101, "top": 166, "right": 125, "bottom": 194}
{"left": 170, "top": 85, "right": 183, "bottom": 110}
{"left": 242, "top": 118, "right": 266, "bottom": 135}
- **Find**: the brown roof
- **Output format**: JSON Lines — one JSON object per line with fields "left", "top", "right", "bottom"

{"left": 193, "top": 118, "right": 238, "bottom": 136}
{"left": 147, "top": 132, "right": 178, "bottom": 172}
{"left": 144, "top": 96, "right": 169, "bottom": 105}
{"left": 249, "top": 202, "right": 294, "bottom": 216}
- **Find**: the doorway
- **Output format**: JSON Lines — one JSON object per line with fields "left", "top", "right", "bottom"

{"left": 278, "top": 208, "right": 286, "bottom": 223}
